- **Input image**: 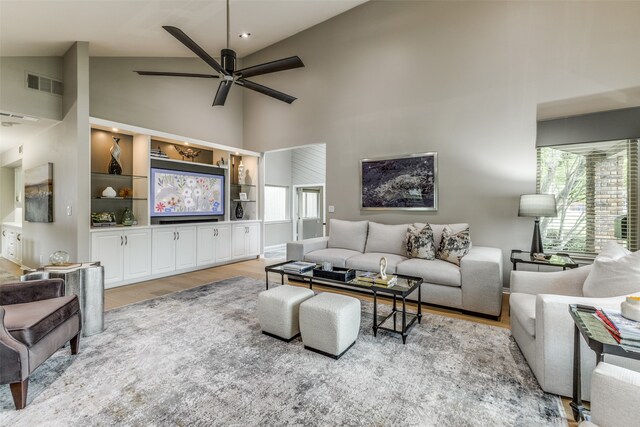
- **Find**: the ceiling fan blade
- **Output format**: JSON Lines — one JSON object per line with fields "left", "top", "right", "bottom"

{"left": 134, "top": 71, "right": 219, "bottom": 78}
{"left": 234, "top": 56, "right": 304, "bottom": 79}
{"left": 162, "top": 26, "right": 227, "bottom": 75}
{"left": 236, "top": 79, "right": 297, "bottom": 104}
{"left": 213, "top": 81, "right": 233, "bottom": 106}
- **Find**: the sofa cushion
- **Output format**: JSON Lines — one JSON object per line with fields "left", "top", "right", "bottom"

{"left": 406, "top": 223, "right": 435, "bottom": 259}
{"left": 327, "top": 219, "right": 369, "bottom": 253}
{"left": 396, "top": 258, "right": 461, "bottom": 287}
{"left": 436, "top": 225, "right": 471, "bottom": 266}
{"left": 510, "top": 293, "right": 537, "bottom": 337}
{"left": 583, "top": 242, "right": 640, "bottom": 298}
{"left": 304, "top": 248, "right": 362, "bottom": 268}
{"left": 414, "top": 223, "right": 469, "bottom": 250}
{"left": 365, "top": 222, "right": 409, "bottom": 256}
{"left": 346, "top": 253, "right": 408, "bottom": 274}
{"left": 3, "top": 295, "right": 79, "bottom": 347}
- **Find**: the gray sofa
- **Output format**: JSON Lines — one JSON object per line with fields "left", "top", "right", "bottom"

{"left": 287, "top": 219, "right": 503, "bottom": 318}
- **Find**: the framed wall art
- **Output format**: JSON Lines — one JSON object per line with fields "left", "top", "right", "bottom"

{"left": 25, "top": 162, "right": 54, "bottom": 222}
{"left": 360, "top": 152, "right": 437, "bottom": 211}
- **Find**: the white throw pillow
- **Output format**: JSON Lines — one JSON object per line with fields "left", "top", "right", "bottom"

{"left": 365, "top": 222, "right": 409, "bottom": 256}
{"left": 583, "top": 243, "right": 640, "bottom": 298}
{"left": 327, "top": 219, "right": 369, "bottom": 253}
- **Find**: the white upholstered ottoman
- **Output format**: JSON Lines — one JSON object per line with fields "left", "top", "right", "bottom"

{"left": 299, "top": 292, "right": 361, "bottom": 359}
{"left": 258, "top": 285, "right": 315, "bottom": 341}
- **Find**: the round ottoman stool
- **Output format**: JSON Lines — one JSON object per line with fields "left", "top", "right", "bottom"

{"left": 258, "top": 285, "right": 315, "bottom": 341}
{"left": 299, "top": 292, "right": 361, "bottom": 359}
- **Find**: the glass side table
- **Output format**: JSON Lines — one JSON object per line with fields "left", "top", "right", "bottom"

{"left": 510, "top": 249, "right": 578, "bottom": 271}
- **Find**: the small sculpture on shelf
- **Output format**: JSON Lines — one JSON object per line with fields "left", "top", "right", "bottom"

{"left": 235, "top": 201, "right": 244, "bottom": 219}
{"left": 173, "top": 145, "right": 202, "bottom": 162}
{"left": 238, "top": 160, "right": 245, "bottom": 185}
{"left": 121, "top": 207, "right": 135, "bottom": 226}
{"left": 118, "top": 187, "right": 132, "bottom": 198}
{"left": 101, "top": 186, "right": 117, "bottom": 198}
{"left": 108, "top": 137, "right": 123, "bottom": 175}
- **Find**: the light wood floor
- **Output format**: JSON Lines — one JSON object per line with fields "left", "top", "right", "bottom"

{"left": 0, "top": 255, "right": 576, "bottom": 425}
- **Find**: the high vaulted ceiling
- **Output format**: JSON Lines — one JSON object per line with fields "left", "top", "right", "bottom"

{"left": 0, "top": 0, "right": 367, "bottom": 58}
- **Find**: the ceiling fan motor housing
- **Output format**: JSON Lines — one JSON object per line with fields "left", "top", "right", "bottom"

{"left": 221, "top": 49, "right": 236, "bottom": 75}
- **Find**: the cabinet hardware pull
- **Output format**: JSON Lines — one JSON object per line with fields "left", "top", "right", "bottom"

{"left": 177, "top": 231, "right": 180, "bottom": 240}
{"left": 173, "top": 232, "right": 176, "bottom": 240}
{"left": 125, "top": 236, "right": 128, "bottom": 245}
{"left": 17, "top": 234, "right": 21, "bottom": 242}
{"left": 121, "top": 235, "right": 123, "bottom": 246}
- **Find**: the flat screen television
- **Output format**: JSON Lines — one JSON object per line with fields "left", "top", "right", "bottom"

{"left": 150, "top": 167, "right": 224, "bottom": 221}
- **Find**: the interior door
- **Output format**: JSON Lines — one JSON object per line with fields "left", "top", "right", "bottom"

{"left": 296, "top": 187, "right": 324, "bottom": 240}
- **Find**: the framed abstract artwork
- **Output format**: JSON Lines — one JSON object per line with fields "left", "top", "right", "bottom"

{"left": 25, "top": 162, "right": 54, "bottom": 222}
{"left": 360, "top": 152, "right": 437, "bottom": 211}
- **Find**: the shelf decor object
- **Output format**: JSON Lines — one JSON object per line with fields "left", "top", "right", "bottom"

{"left": 108, "top": 136, "right": 123, "bottom": 175}
{"left": 25, "top": 162, "right": 54, "bottom": 223}
{"left": 91, "top": 212, "right": 117, "bottom": 227}
{"left": 102, "top": 186, "right": 117, "bottom": 198}
{"left": 518, "top": 194, "right": 557, "bottom": 255}
{"left": 121, "top": 207, "right": 135, "bottom": 226}
{"left": 360, "top": 152, "right": 438, "bottom": 211}
{"left": 238, "top": 160, "right": 245, "bottom": 185}
{"left": 235, "top": 201, "right": 244, "bottom": 219}
{"left": 49, "top": 250, "right": 70, "bottom": 266}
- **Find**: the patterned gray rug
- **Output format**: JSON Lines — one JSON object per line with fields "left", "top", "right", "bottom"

{"left": 0, "top": 277, "right": 566, "bottom": 426}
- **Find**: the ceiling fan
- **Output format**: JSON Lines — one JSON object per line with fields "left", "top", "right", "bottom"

{"left": 134, "top": 0, "right": 304, "bottom": 106}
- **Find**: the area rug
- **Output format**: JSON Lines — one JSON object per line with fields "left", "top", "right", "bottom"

{"left": 0, "top": 277, "right": 566, "bottom": 426}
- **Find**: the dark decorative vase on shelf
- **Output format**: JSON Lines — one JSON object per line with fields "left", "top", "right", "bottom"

{"left": 235, "top": 202, "right": 244, "bottom": 220}
{"left": 121, "top": 207, "right": 135, "bottom": 226}
{"left": 108, "top": 136, "right": 123, "bottom": 175}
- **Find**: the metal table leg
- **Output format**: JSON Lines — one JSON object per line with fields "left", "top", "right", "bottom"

{"left": 393, "top": 294, "right": 397, "bottom": 330}
{"left": 418, "top": 284, "right": 422, "bottom": 324}
{"left": 401, "top": 296, "right": 407, "bottom": 344}
{"left": 373, "top": 291, "right": 378, "bottom": 337}
{"left": 265, "top": 271, "right": 269, "bottom": 290}
{"left": 570, "top": 323, "right": 585, "bottom": 422}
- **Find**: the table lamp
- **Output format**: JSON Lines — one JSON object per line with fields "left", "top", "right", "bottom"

{"left": 518, "top": 194, "right": 557, "bottom": 254}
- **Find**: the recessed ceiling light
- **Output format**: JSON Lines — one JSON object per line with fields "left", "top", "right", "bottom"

{"left": 239, "top": 32, "right": 251, "bottom": 39}
{"left": 112, "top": 128, "right": 118, "bottom": 132}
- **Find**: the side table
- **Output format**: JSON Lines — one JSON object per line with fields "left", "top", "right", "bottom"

{"left": 510, "top": 249, "right": 578, "bottom": 271}
{"left": 568, "top": 304, "right": 640, "bottom": 422}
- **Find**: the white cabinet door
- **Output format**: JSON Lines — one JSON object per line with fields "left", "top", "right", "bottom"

{"left": 123, "top": 229, "right": 151, "bottom": 280}
{"left": 197, "top": 225, "right": 216, "bottom": 266}
{"left": 215, "top": 225, "right": 231, "bottom": 262}
{"left": 152, "top": 227, "right": 176, "bottom": 274}
{"left": 91, "top": 231, "right": 124, "bottom": 286}
{"left": 232, "top": 224, "right": 246, "bottom": 258}
{"left": 246, "top": 223, "right": 260, "bottom": 256}
{"left": 175, "top": 226, "right": 197, "bottom": 270}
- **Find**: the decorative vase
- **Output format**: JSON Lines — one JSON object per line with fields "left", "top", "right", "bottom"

{"left": 235, "top": 202, "right": 244, "bottom": 219}
{"left": 621, "top": 296, "right": 640, "bottom": 322}
{"left": 108, "top": 136, "right": 123, "bottom": 175}
{"left": 121, "top": 207, "right": 135, "bottom": 226}
{"left": 238, "top": 160, "right": 245, "bottom": 185}
{"left": 49, "top": 250, "right": 70, "bottom": 266}
{"left": 102, "top": 186, "right": 117, "bottom": 198}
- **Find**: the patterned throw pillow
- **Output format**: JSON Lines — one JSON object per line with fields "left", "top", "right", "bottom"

{"left": 436, "top": 225, "right": 471, "bottom": 266}
{"left": 406, "top": 223, "right": 435, "bottom": 259}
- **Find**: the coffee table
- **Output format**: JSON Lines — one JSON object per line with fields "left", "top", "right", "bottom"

{"left": 265, "top": 261, "right": 423, "bottom": 344}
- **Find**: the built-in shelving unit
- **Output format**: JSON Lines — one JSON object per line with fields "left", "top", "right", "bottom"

{"left": 88, "top": 117, "right": 262, "bottom": 289}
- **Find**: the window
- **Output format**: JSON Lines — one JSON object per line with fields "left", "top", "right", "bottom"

{"left": 264, "top": 185, "right": 288, "bottom": 222}
{"left": 301, "top": 190, "right": 320, "bottom": 219}
{"left": 537, "top": 139, "right": 638, "bottom": 254}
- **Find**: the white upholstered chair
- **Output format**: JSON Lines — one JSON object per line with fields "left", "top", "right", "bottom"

{"left": 510, "top": 245, "right": 640, "bottom": 399}
{"left": 579, "top": 363, "right": 640, "bottom": 427}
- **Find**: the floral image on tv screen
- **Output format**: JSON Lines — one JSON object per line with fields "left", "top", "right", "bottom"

{"left": 151, "top": 168, "right": 224, "bottom": 216}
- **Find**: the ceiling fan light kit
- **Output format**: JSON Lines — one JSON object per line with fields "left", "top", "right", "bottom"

{"left": 134, "top": 0, "right": 303, "bottom": 107}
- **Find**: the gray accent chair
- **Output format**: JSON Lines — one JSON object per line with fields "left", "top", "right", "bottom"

{"left": 287, "top": 219, "right": 503, "bottom": 318}
{"left": 0, "top": 279, "right": 81, "bottom": 409}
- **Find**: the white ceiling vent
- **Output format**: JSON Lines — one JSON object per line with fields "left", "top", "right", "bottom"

{"left": 25, "top": 72, "right": 63, "bottom": 96}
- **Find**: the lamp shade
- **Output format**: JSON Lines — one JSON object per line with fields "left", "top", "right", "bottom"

{"left": 518, "top": 194, "right": 557, "bottom": 218}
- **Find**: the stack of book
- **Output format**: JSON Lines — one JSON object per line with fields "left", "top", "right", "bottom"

{"left": 150, "top": 147, "right": 169, "bottom": 159}
{"left": 355, "top": 272, "right": 397, "bottom": 287}
{"left": 595, "top": 308, "right": 640, "bottom": 347}
{"left": 282, "top": 261, "right": 316, "bottom": 273}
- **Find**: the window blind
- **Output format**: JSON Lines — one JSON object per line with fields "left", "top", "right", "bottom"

{"left": 536, "top": 139, "right": 638, "bottom": 254}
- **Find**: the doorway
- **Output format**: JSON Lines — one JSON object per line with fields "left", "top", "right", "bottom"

{"left": 294, "top": 185, "right": 325, "bottom": 241}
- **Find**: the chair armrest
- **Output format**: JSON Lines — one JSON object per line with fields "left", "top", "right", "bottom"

{"left": 590, "top": 363, "right": 640, "bottom": 427}
{"left": 460, "top": 246, "right": 503, "bottom": 317}
{"left": 511, "top": 265, "right": 591, "bottom": 296}
{"left": 0, "top": 306, "right": 29, "bottom": 384}
{"left": 535, "top": 292, "right": 637, "bottom": 397}
{"left": 286, "top": 237, "right": 329, "bottom": 261}
{"left": 0, "top": 279, "right": 65, "bottom": 305}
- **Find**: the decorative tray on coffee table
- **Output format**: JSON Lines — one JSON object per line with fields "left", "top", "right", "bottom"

{"left": 312, "top": 267, "right": 356, "bottom": 282}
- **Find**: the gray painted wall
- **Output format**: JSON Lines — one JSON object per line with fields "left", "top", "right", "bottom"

{"left": 264, "top": 149, "right": 293, "bottom": 247}
{"left": 22, "top": 42, "right": 91, "bottom": 267}
{"left": 242, "top": 1, "right": 640, "bottom": 284}
{"left": 89, "top": 57, "right": 243, "bottom": 148}
{"left": 0, "top": 56, "right": 63, "bottom": 120}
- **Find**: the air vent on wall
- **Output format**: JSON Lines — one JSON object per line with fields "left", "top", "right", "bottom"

{"left": 0, "top": 111, "right": 40, "bottom": 122}
{"left": 25, "top": 72, "right": 63, "bottom": 96}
